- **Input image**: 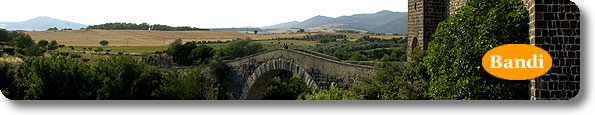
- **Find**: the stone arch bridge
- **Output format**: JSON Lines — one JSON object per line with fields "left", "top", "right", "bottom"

{"left": 222, "top": 49, "right": 380, "bottom": 100}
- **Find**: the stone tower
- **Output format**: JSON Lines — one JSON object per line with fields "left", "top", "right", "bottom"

{"left": 407, "top": 0, "right": 580, "bottom": 100}
{"left": 407, "top": 0, "right": 466, "bottom": 59}
{"left": 524, "top": 0, "right": 580, "bottom": 100}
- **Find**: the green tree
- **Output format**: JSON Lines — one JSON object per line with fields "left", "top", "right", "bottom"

{"left": 23, "top": 45, "right": 45, "bottom": 56}
{"left": 348, "top": 53, "right": 368, "bottom": 61}
{"left": 2, "top": 57, "right": 95, "bottom": 100}
{"left": 351, "top": 47, "right": 429, "bottom": 100}
{"left": 189, "top": 45, "right": 214, "bottom": 64}
{"left": 152, "top": 68, "right": 207, "bottom": 100}
{"left": 168, "top": 39, "right": 198, "bottom": 65}
{"left": 424, "top": 0, "right": 530, "bottom": 100}
{"left": 297, "top": 29, "right": 305, "bottom": 33}
{"left": 91, "top": 55, "right": 163, "bottom": 99}
{"left": 0, "top": 29, "right": 11, "bottom": 43}
{"left": 0, "top": 62, "right": 10, "bottom": 90}
{"left": 299, "top": 84, "right": 359, "bottom": 100}
{"left": 47, "top": 27, "right": 59, "bottom": 31}
{"left": 263, "top": 77, "right": 310, "bottom": 100}
{"left": 48, "top": 40, "right": 58, "bottom": 50}
{"left": 37, "top": 40, "right": 49, "bottom": 48}
{"left": 12, "top": 34, "right": 34, "bottom": 50}
{"left": 223, "top": 38, "right": 264, "bottom": 59}
{"left": 99, "top": 40, "right": 109, "bottom": 46}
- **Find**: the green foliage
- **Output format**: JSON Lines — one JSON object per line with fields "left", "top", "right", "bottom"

{"left": 23, "top": 45, "right": 45, "bottom": 56}
{"left": 207, "top": 52, "right": 233, "bottom": 100}
{"left": 0, "top": 29, "right": 9, "bottom": 43}
{"left": 99, "top": 40, "right": 109, "bottom": 46}
{"left": 168, "top": 39, "right": 198, "bottom": 66}
{"left": 1, "top": 29, "right": 32, "bottom": 46}
{"left": 1, "top": 55, "right": 220, "bottom": 100}
{"left": 2, "top": 56, "right": 95, "bottom": 99}
{"left": 86, "top": 22, "right": 209, "bottom": 31}
{"left": 47, "top": 27, "right": 59, "bottom": 31}
{"left": 309, "top": 36, "right": 406, "bottom": 60}
{"left": 378, "top": 47, "right": 407, "bottom": 62}
{"left": 152, "top": 68, "right": 207, "bottom": 100}
{"left": 37, "top": 40, "right": 49, "bottom": 48}
{"left": 351, "top": 47, "right": 429, "bottom": 100}
{"left": 262, "top": 77, "right": 310, "bottom": 100}
{"left": 424, "top": 0, "right": 530, "bottom": 100}
{"left": 348, "top": 53, "right": 368, "bottom": 61}
{"left": 190, "top": 45, "right": 214, "bottom": 64}
{"left": 0, "top": 62, "right": 11, "bottom": 90}
{"left": 92, "top": 55, "right": 163, "bottom": 99}
{"left": 48, "top": 40, "right": 58, "bottom": 50}
{"left": 12, "top": 34, "right": 34, "bottom": 50}
{"left": 299, "top": 84, "right": 359, "bottom": 100}
{"left": 336, "top": 30, "right": 360, "bottom": 34}
{"left": 223, "top": 38, "right": 264, "bottom": 59}
{"left": 10, "top": 34, "right": 45, "bottom": 56}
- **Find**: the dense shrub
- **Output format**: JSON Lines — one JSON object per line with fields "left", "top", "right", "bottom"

{"left": 99, "top": 40, "right": 110, "bottom": 46}
{"left": 37, "top": 40, "right": 49, "bottom": 48}
{"left": 152, "top": 68, "right": 207, "bottom": 100}
{"left": 1, "top": 55, "right": 218, "bottom": 100}
{"left": 223, "top": 38, "right": 264, "bottom": 59}
{"left": 299, "top": 84, "right": 359, "bottom": 100}
{"left": 0, "top": 62, "right": 11, "bottom": 90}
{"left": 2, "top": 56, "right": 95, "bottom": 99}
{"left": 168, "top": 39, "right": 198, "bottom": 66}
{"left": 91, "top": 55, "right": 163, "bottom": 100}
{"left": 12, "top": 34, "right": 35, "bottom": 54}
{"left": 310, "top": 37, "right": 406, "bottom": 60}
{"left": 424, "top": 0, "right": 530, "bottom": 100}
{"left": 190, "top": 45, "right": 214, "bottom": 64}
{"left": 262, "top": 77, "right": 310, "bottom": 100}
{"left": 48, "top": 40, "right": 58, "bottom": 50}
{"left": 0, "top": 29, "right": 10, "bottom": 43}
{"left": 350, "top": 48, "right": 429, "bottom": 100}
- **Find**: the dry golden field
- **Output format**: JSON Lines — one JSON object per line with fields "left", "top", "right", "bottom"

{"left": 25, "top": 29, "right": 405, "bottom": 46}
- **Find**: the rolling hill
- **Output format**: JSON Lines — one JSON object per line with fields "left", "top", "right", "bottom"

{"left": 262, "top": 10, "right": 408, "bottom": 35}
{"left": 0, "top": 16, "right": 87, "bottom": 31}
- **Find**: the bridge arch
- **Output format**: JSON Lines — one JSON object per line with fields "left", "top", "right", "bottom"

{"left": 240, "top": 58, "right": 319, "bottom": 100}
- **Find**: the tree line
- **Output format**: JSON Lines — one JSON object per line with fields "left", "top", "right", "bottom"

{"left": 86, "top": 22, "right": 209, "bottom": 31}
{"left": 1, "top": 55, "right": 212, "bottom": 100}
{"left": 1, "top": 29, "right": 63, "bottom": 56}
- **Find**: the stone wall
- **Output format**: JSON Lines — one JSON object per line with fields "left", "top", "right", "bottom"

{"left": 525, "top": 0, "right": 580, "bottom": 100}
{"left": 408, "top": 0, "right": 450, "bottom": 60}
{"left": 224, "top": 49, "right": 378, "bottom": 99}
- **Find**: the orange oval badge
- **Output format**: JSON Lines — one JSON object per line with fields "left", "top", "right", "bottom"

{"left": 482, "top": 44, "right": 552, "bottom": 80}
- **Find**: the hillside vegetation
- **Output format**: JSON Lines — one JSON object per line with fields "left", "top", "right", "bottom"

{"left": 86, "top": 22, "right": 208, "bottom": 31}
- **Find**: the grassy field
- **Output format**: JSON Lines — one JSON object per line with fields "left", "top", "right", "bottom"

{"left": 57, "top": 40, "right": 319, "bottom": 53}
{"left": 25, "top": 30, "right": 405, "bottom": 46}
{"left": 58, "top": 46, "right": 168, "bottom": 54}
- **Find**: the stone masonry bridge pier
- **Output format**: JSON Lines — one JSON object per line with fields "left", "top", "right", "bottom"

{"left": 223, "top": 49, "right": 379, "bottom": 100}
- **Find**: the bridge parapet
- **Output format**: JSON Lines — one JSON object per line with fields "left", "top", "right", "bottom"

{"left": 223, "top": 49, "right": 380, "bottom": 99}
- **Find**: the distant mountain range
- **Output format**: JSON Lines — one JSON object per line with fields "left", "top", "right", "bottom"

{"left": 262, "top": 10, "right": 408, "bottom": 35}
{"left": 1, "top": 11, "right": 408, "bottom": 34}
{"left": 0, "top": 16, "right": 87, "bottom": 31}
